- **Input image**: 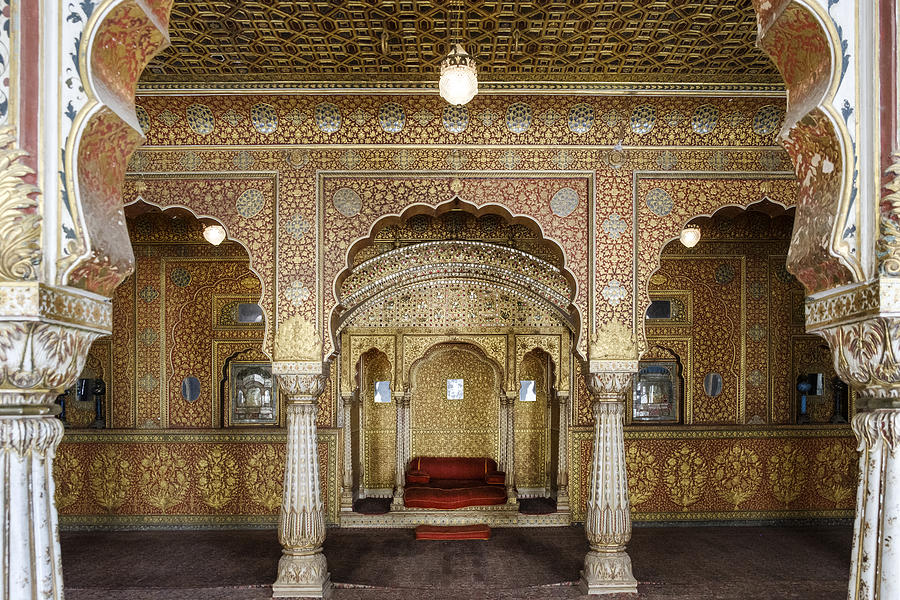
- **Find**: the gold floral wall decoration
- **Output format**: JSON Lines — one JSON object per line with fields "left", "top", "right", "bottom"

{"left": 814, "top": 442, "right": 856, "bottom": 507}
{"left": 89, "top": 449, "right": 133, "bottom": 512}
{"left": 713, "top": 443, "right": 762, "bottom": 509}
{"left": 196, "top": 446, "right": 239, "bottom": 510}
{"left": 767, "top": 442, "right": 808, "bottom": 507}
{"left": 625, "top": 445, "right": 659, "bottom": 506}
{"left": 663, "top": 444, "right": 708, "bottom": 510}
{"left": 140, "top": 446, "right": 189, "bottom": 512}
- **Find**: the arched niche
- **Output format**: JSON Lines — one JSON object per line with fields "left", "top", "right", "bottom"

{"left": 407, "top": 342, "right": 504, "bottom": 462}
{"left": 515, "top": 347, "right": 560, "bottom": 497}
{"left": 354, "top": 348, "right": 396, "bottom": 497}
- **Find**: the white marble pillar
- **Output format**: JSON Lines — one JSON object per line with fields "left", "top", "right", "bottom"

{"left": 848, "top": 409, "right": 900, "bottom": 600}
{"left": 505, "top": 393, "right": 517, "bottom": 502}
{"left": 392, "top": 392, "right": 410, "bottom": 509}
{"left": 340, "top": 393, "right": 354, "bottom": 512}
{"left": 272, "top": 373, "right": 331, "bottom": 599}
{"left": 556, "top": 391, "right": 571, "bottom": 513}
{"left": 580, "top": 372, "right": 638, "bottom": 595}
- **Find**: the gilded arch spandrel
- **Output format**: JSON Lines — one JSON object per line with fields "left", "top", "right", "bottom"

{"left": 514, "top": 333, "right": 569, "bottom": 393}
{"left": 402, "top": 334, "right": 508, "bottom": 394}
{"left": 342, "top": 333, "right": 397, "bottom": 396}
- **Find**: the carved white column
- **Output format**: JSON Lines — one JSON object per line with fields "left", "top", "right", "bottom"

{"left": 556, "top": 391, "right": 571, "bottom": 513}
{"left": 579, "top": 372, "right": 638, "bottom": 595}
{"left": 392, "top": 392, "right": 410, "bottom": 509}
{"left": 272, "top": 371, "right": 331, "bottom": 599}
{"left": 340, "top": 393, "right": 354, "bottom": 512}
{"left": 504, "top": 393, "right": 517, "bottom": 502}
{"left": 498, "top": 392, "right": 509, "bottom": 472}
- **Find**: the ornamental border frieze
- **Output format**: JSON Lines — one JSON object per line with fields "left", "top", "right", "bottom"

{"left": 570, "top": 426, "right": 853, "bottom": 440}
{"left": 804, "top": 280, "right": 900, "bottom": 330}
{"left": 0, "top": 283, "right": 112, "bottom": 332}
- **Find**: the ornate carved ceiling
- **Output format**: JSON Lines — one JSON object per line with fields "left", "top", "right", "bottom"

{"left": 140, "top": 1, "right": 781, "bottom": 89}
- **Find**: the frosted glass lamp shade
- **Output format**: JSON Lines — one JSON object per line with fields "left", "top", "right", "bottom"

{"left": 203, "top": 224, "right": 227, "bottom": 245}
{"left": 439, "top": 44, "right": 478, "bottom": 105}
{"left": 679, "top": 226, "right": 701, "bottom": 248}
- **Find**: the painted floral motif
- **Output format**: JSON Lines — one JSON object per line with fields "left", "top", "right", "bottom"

{"left": 446, "top": 149, "right": 467, "bottom": 169}
{"left": 136, "top": 105, "right": 151, "bottom": 134}
{"left": 413, "top": 108, "right": 436, "bottom": 126}
{"left": 499, "top": 149, "right": 521, "bottom": 170}
{"left": 170, "top": 267, "right": 191, "bottom": 287}
{"left": 540, "top": 108, "right": 562, "bottom": 126}
{"left": 138, "top": 372, "right": 158, "bottom": 392}
{"left": 139, "top": 285, "right": 159, "bottom": 303}
{"left": 236, "top": 188, "right": 265, "bottom": 218}
{"left": 285, "top": 149, "right": 310, "bottom": 168}
{"left": 442, "top": 105, "right": 468, "bottom": 134}
{"left": 181, "top": 151, "right": 202, "bottom": 170}
{"left": 713, "top": 443, "right": 761, "bottom": 508}
{"left": 196, "top": 447, "right": 238, "bottom": 510}
{"left": 601, "top": 279, "right": 627, "bottom": 306}
{"left": 285, "top": 280, "right": 311, "bottom": 306}
{"left": 186, "top": 103, "right": 214, "bottom": 135}
{"left": 478, "top": 109, "right": 498, "bottom": 127}
{"left": 567, "top": 103, "right": 594, "bottom": 134}
{"left": 625, "top": 445, "right": 659, "bottom": 506}
{"left": 691, "top": 104, "right": 720, "bottom": 135}
{"left": 709, "top": 150, "right": 728, "bottom": 170}
{"left": 233, "top": 150, "right": 255, "bottom": 170}
{"left": 505, "top": 102, "right": 533, "bottom": 134}
{"left": 814, "top": 442, "right": 855, "bottom": 506}
{"left": 645, "top": 187, "right": 673, "bottom": 216}
{"left": 250, "top": 102, "right": 278, "bottom": 134}
{"left": 657, "top": 150, "right": 677, "bottom": 170}
{"left": 349, "top": 108, "right": 370, "bottom": 126}
{"left": 333, "top": 187, "right": 362, "bottom": 217}
{"left": 140, "top": 446, "right": 188, "bottom": 512}
{"left": 603, "top": 109, "right": 622, "bottom": 127}
{"left": 378, "top": 102, "right": 405, "bottom": 133}
{"left": 157, "top": 109, "right": 180, "bottom": 126}
{"left": 602, "top": 213, "right": 627, "bottom": 239}
{"left": 139, "top": 328, "right": 159, "bottom": 346}
{"left": 748, "top": 369, "right": 764, "bottom": 388}
{"left": 550, "top": 187, "right": 579, "bottom": 218}
{"left": 768, "top": 443, "right": 808, "bottom": 506}
{"left": 89, "top": 450, "right": 132, "bottom": 511}
{"left": 663, "top": 445, "right": 707, "bottom": 509}
{"left": 752, "top": 104, "right": 783, "bottom": 136}
{"left": 246, "top": 445, "right": 283, "bottom": 511}
{"left": 748, "top": 324, "right": 767, "bottom": 342}
{"left": 284, "top": 214, "right": 311, "bottom": 240}
{"left": 665, "top": 110, "right": 686, "bottom": 127}
{"left": 54, "top": 452, "right": 83, "bottom": 510}
{"left": 221, "top": 108, "right": 244, "bottom": 126}
{"left": 314, "top": 102, "right": 342, "bottom": 133}
{"left": 715, "top": 263, "right": 735, "bottom": 285}
{"left": 287, "top": 108, "right": 308, "bottom": 126}
{"left": 630, "top": 104, "right": 657, "bottom": 135}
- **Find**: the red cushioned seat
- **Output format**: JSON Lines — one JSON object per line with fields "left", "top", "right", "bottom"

{"left": 404, "top": 456, "right": 507, "bottom": 509}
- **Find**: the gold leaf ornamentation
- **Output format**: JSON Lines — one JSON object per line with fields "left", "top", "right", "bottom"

{"left": 139, "top": 446, "right": 189, "bottom": 512}
{"left": 197, "top": 446, "right": 238, "bottom": 510}
{"left": 274, "top": 316, "right": 321, "bottom": 361}
{"left": 0, "top": 125, "right": 40, "bottom": 281}
{"left": 54, "top": 451, "right": 84, "bottom": 510}
{"left": 814, "top": 441, "right": 856, "bottom": 507}
{"left": 663, "top": 444, "right": 707, "bottom": 509}
{"left": 625, "top": 445, "right": 659, "bottom": 506}
{"left": 713, "top": 443, "right": 761, "bottom": 509}
{"left": 590, "top": 320, "right": 636, "bottom": 360}
{"left": 89, "top": 449, "right": 132, "bottom": 511}
{"left": 246, "top": 445, "right": 283, "bottom": 511}
{"left": 767, "top": 442, "right": 808, "bottom": 506}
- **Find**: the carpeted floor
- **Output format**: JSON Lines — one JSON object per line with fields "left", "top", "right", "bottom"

{"left": 61, "top": 524, "right": 852, "bottom": 599}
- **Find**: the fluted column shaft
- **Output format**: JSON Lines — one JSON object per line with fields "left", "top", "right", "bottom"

{"left": 556, "top": 392, "right": 571, "bottom": 512}
{"left": 340, "top": 393, "right": 354, "bottom": 511}
{"left": 504, "top": 394, "right": 517, "bottom": 501}
{"left": 273, "top": 373, "right": 331, "bottom": 599}
{"left": 579, "top": 372, "right": 638, "bottom": 595}
{"left": 848, "top": 409, "right": 900, "bottom": 600}
{"left": 392, "top": 393, "right": 410, "bottom": 509}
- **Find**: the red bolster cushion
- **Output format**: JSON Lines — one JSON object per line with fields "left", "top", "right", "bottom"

{"left": 407, "top": 470, "right": 430, "bottom": 484}
{"left": 485, "top": 471, "right": 506, "bottom": 485}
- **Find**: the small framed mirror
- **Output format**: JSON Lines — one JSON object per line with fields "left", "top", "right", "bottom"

{"left": 374, "top": 380, "right": 391, "bottom": 403}
{"left": 703, "top": 372, "right": 723, "bottom": 397}
{"left": 181, "top": 376, "right": 201, "bottom": 402}
{"left": 519, "top": 380, "right": 536, "bottom": 402}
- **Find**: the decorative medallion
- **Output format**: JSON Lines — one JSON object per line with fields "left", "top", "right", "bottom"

{"left": 233, "top": 150, "right": 255, "bottom": 170}
{"left": 314, "top": 102, "right": 342, "bottom": 133}
{"left": 136, "top": 105, "right": 151, "bottom": 134}
{"left": 630, "top": 104, "right": 657, "bottom": 135}
{"left": 715, "top": 263, "right": 735, "bottom": 285}
{"left": 723, "top": 111, "right": 747, "bottom": 129}
{"left": 748, "top": 280, "right": 766, "bottom": 299}
{"left": 540, "top": 108, "right": 562, "bottom": 127}
{"left": 604, "top": 109, "right": 621, "bottom": 127}
{"left": 649, "top": 273, "right": 667, "bottom": 286}
{"left": 236, "top": 188, "right": 265, "bottom": 218}
{"left": 393, "top": 149, "right": 413, "bottom": 169}
{"left": 139, "top": 328, "right": 159, "bottom": 346}
{"left": 553, "top": 149, "right": 575, "bottom": 169}
{"left": 413, "top": 109, "right": 435, "bottom": 126}
{"left": 350, "top": 108, "right": 371, "bottom": 126}
{"left": 505, "top": 102, "right": 532, "bottom": 134}
{"left": 239, "top": 276, "right": 258, "bottom": 289}
{"left": 285, "top": 280, "right": 311, "bottom": 306}
{"left": 748, "top": 324, "right": 767, "bottom": 342}
{"left": 602, "top": 213, "right": 627, "bottom": 239}
{"left": 285, "top": 149, "right": 310, "bottom": 168}
{"left": 567, "top": 103, "right": 594, "bottom": 134}
{"left": 752, "top": 104, "right": 783, "bottom": 136}
{"left": 709, "top": 150, "right": 729, "bottom": 170}
{"left": 645, "top": 188, "right": 673, "bottom": 216}
{"left": 180, "top": 151, "right": 202, "bottom": 170}
{"left": 284, "top": 214, "right": 311, "bottom": 240}
{"left": 759, "top": 151, "right": 782, "bottom": 171}
{"left": 378, "top": 102, "right": 406, "bottom": 133}
{"left": 656, "top": 150, "right": 677, "bottom": 170}
{"left": 499, "top": 149, "right": 520, "bottom": 170}
{"left": 665, "top": 110, "right": 686, "bottom": 127}
{"left": 333, "top": 187, "right": 362, "bottom": 217}
{"left": 447, "top": 149, "right": 467, "bottom": 169}
{"left": 601, "top": 279, "right": 627, "bottom": 306}
{"left": 478, "top": 109, "right": 498, "bottom": 127}
{"left": 442, "top": 105, "right": 469, "bottom": 134}
{"left": 691, "top": 104, "right": 720, "bottom": 135}
{"left": 157, "top": 109, "right": 180, "bottom": 126}
{"left": 250, "top": 102, "right": 278, "bottom": 134}
{"left": 748, "top": 369, "right": 764, "bottom": 388}
{"left": 606, "top": 148, "right": 626, "bottom": 169}
{"left": 187, "top": 104, "right": 215, "bottom": 135}
{"left": 550, "top": 187, "right": 579, "bottom": 218}
{"left": 138, "top": 372, "right": 159, "bottom": 392}
{"left": 139, "top": 286, "right": 159, "bottom": 303}
{"left": 170, "top": 267, "right": 191, "bottom": 287}
{"left": 340, "top": 149, "right": 361, "bottom": 169}
{"left": 287, "top": 108, "right": 309, "bottom": 126}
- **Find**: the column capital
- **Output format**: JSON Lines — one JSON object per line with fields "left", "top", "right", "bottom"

{"left": 851, "top": 408, "right": 900, "bottom": 450}
{"left": 275, "top": 373, "right": 328, "bottom": 403}
{"left": 586, "top": 371, "right": 633, "bottom": 400}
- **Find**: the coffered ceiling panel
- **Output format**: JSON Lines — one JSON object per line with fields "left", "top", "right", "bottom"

{"left": 141, "top": 1, "right": 781, "bottom": 86}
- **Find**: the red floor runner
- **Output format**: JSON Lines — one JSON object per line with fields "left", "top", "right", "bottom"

{"left": 414, "top": 524, "right": 490, "bottom": 540}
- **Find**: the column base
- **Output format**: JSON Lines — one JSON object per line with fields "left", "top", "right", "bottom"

{"left": 391, "top": 487, "right": 405, "bottom": 510}
{"left": 272, "top": 551, "right": 332, "bottom": 599}
{"left": 556, "top": 488, "right": 570, "bottom": 513}
{"left": 578, "top": 550, "right": 638, "bottom": 595}
{"left": 340, "top": 490, "right": 354, "bottom": 512}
